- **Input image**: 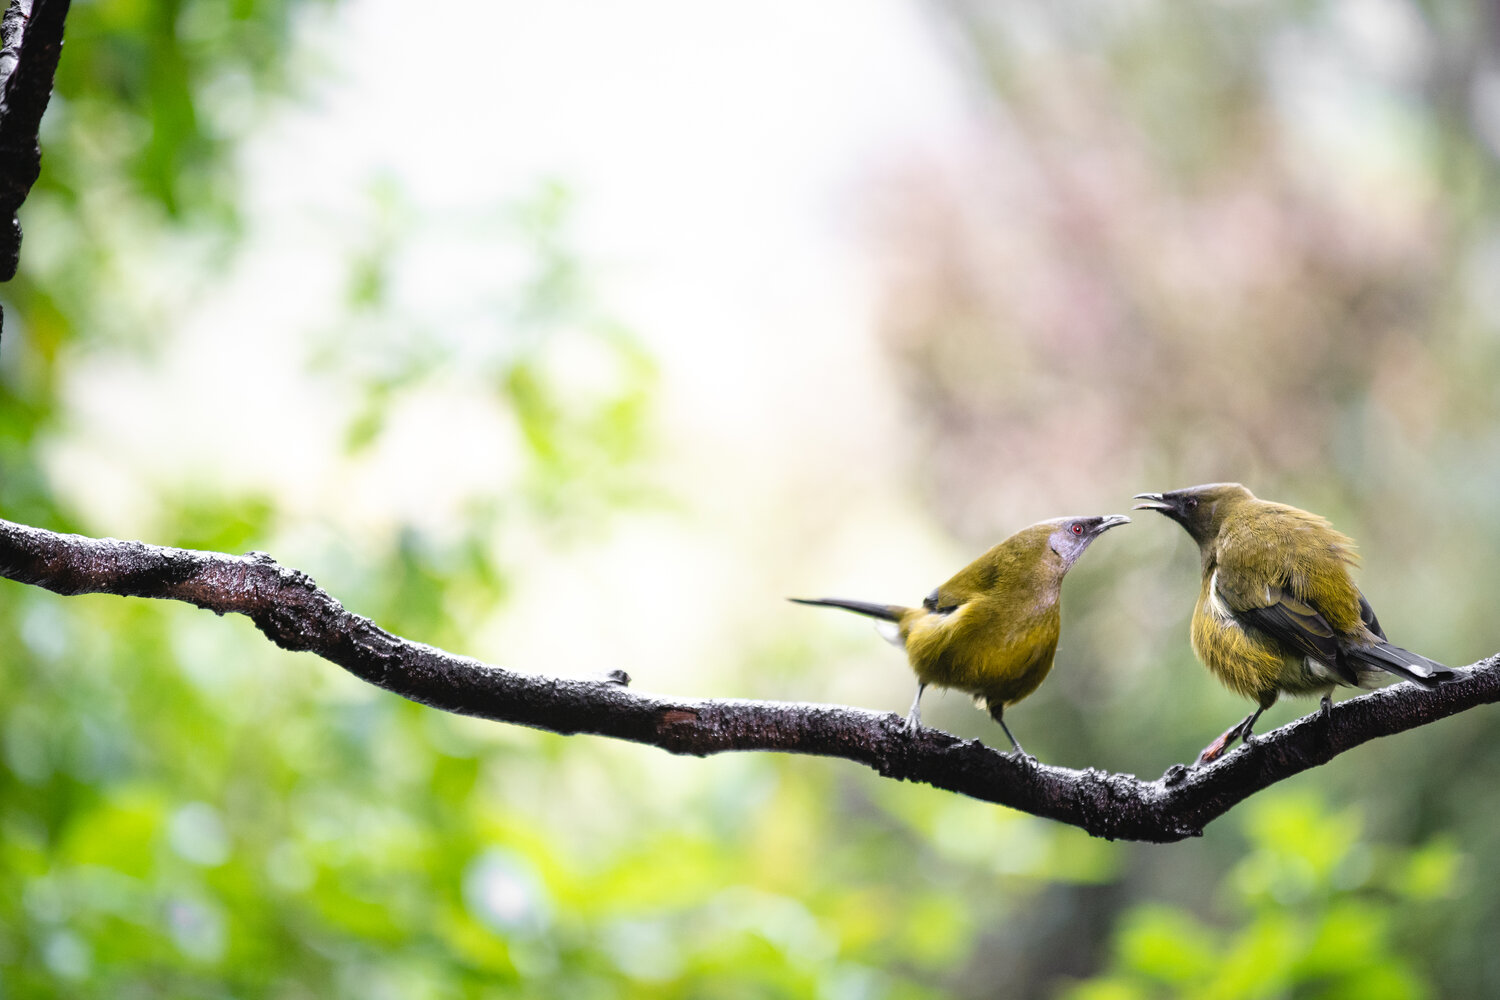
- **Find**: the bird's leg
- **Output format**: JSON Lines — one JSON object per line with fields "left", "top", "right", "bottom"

{"left": 997, "top": 719, "right": 1026, "bottom": 758}
{"left": 904, "top": 683, "right": 926, "bottom": 734}
{"left": 988, "top": 703, "right": 1027, "bottom": 758}
{"left": 1197, "top": 706, "right": 1265, "bottom": 764}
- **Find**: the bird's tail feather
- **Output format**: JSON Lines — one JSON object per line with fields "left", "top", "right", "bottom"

{"left": 788, "top": 597, "right": 902, "bottom": 622}
{"left": 1348, "top": 642, "right": 1457, "bottom": 688}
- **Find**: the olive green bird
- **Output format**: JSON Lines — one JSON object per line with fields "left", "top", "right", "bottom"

{"left": 1134, "top": 483, "right": 1458, "bottom": 763}
{"left": 792, "top": 514, "right": 1130, "bottom": 755}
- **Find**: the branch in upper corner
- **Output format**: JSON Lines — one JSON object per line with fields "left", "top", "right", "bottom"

{"left": 0, "top": 0, "right": 71, "bottom": 294}
{"left": 0, "top": 515, "right": 1495, "bottom": 843}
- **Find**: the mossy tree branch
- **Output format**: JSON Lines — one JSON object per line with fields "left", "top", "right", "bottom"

{"left": 0, "top": 516, "right": 1492, "bottom": 843}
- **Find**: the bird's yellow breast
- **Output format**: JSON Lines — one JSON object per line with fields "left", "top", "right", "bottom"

{"left": 1190, "top": 579, "right": 1338, "bottom": 701}
{"left": 900, "top": 600, "right": 1061, "bottom": 708}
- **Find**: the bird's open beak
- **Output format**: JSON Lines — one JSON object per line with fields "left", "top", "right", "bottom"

{"left": 1096, "top": 514, "right": 1131, "bottom": 532}
{"left": 1132, "top": 492, "right": 1169, "bottom": 512}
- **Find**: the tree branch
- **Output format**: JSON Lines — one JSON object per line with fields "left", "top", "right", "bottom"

{"left": 0, "top": 0, "right": 69, "bottom": 298}
{"left": 0, "top": 516, "right": 1492, "bottom": 843}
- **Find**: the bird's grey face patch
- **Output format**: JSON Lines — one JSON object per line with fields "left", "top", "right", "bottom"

{"left": 1050, "top": 521, "right": 1092, "bottom": 566}
{"left": 1048, "top": 515, "right": 1129, "bottom": 568}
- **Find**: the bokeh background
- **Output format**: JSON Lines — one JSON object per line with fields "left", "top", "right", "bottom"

{"left": 2, "top": 0, "right": 1498, "bottom": 996}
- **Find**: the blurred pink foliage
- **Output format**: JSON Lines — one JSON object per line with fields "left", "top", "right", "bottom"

{"left": 869, "top": 1, "right": 1496, "bottom": 540}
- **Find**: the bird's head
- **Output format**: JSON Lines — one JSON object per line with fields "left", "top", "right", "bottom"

{"left": 1131, "top": 482, "right": 1254, "bottom": 547}
{"left": 1043, "top": 514, "right": 1132, "bottom": 569}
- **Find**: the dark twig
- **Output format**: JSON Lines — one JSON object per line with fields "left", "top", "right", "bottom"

{"left": 0, "top": 0, "right": 70, "bottom": 301}
{"left": 0, "top": 516, "right": 1493, "bottom": 843}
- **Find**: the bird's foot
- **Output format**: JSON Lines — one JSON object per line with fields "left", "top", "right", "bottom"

{"left": 1197, "top": 731, "right": 1235, "bottom": 765}
{"left": 1319, "top": 694, "right": 1333, "bottom": 721}
{"left": 1163, "top": 763, "right": 1190, "bottom": 786}
{"left": 903, "top": 712, "right": 922, "bottom": 735}
{"left": 1198, "top": 715, "right": 1258, "bottom": 765}
{"left": 1006, "top": 746, "right": 1038, "bottom": 767}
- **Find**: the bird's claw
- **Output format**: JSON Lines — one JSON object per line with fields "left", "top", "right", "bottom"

{"left": 1196, "top": 734, "right": 1232, "bottom": 765}
{"left": 1198, "top": 714, "right": 1260, "bottom": 764}
{"left": 1163, "top": 763, "right": 1189, "bottom": 785}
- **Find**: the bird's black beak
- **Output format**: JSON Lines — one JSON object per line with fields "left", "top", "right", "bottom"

{"left": 1094, "top": 514, "right": 1131, "bottom": 533}
{"left": 1132, "top": 492, "right": 1171, "bottom": 513}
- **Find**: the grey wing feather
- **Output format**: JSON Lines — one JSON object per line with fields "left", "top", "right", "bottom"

{"left": 1357, "top": 591, "right": 1386, "bottom": 640}
{"left": 1223, "top": 581, "right": 1361, "bottom": 686}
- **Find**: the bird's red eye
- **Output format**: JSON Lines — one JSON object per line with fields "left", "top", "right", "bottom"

{"left": 1072, "top": 523, "right": 1084, "bottom": 535}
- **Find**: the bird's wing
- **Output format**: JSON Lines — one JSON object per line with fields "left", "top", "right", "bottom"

{"left": 921, "top": 585, "right": 963, "bottom": 615}
{"left": 1212, "top": 559, "right": 1361, "bottom": 686}
{"left": 1232, "top": 589, "right": 1361, "bottom": 684}
{"left": 1358, "top": 591, "right": 1386, "bottom": 641}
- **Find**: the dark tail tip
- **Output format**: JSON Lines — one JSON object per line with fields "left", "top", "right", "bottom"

{"left": 1427, "top": 663, "right": 1463, "bottom": 686}
{"left": 788, "top": 597, "right": 901, "bottom": 622}
{"left": 1365, "top": 643, "right": 1458, "bottom": 688}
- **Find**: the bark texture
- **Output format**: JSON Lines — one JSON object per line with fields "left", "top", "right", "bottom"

{"left": 0, "top": 0, "right": 67, "bottom": 291}
{"left": 1, "top": 517, "right": 1492, "bottom": 843}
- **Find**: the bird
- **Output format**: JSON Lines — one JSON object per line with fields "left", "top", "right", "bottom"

{"left": 791, "top": 514, "right": 1130, "bottom": 755}
{"left": 1133, "top": 483, "right": 1458, "bottom": 763}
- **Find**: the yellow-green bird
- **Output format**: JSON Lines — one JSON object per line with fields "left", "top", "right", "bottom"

{"left": 792, "top": 514, "right": 1130, "bottom": 754}
{"left": 1133, "top": 483, "right": 1458, "bottom": 763}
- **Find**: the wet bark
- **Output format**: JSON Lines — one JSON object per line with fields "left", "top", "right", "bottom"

{"left": 1, "top": 517, "right": 1492, "bottom": 843}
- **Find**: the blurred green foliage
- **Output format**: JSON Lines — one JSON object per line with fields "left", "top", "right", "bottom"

{"left": 0, "top": 0, "right": 1497, "bottom": 998}
{"left": 1062, "top": 794, "right": 1458, "bottom": 1000}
